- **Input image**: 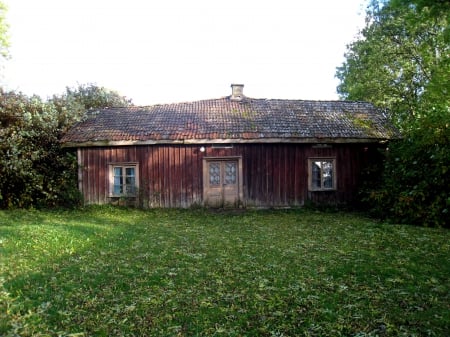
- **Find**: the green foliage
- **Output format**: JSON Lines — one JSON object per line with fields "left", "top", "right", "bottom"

{"left": 52, "top": 83, "right": 132, "bottom": 112}
{"left": 366, "top": 108, "right": 450, "bottom": 227}
{"left": 337, "top": 0, "right": 450, "bottom": 226}
{"left": 49, "top": 83, "right": 132, "bottom": 133}
{"left": 1, "top": 208, "right": 449, "bottom": 336}
{"left": 337, "top": 0, "right": 449, "bottom": 125}
{"left": 0, "top": 85, "right": 132, "bottom": 208}
{"left": 0, "top": 1, "right": 9, "bottom": 60}
{"left": 0, "top": 90, "right": 62, "bottom": 208}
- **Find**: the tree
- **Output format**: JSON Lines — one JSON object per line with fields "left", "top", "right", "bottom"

{"left": 0, "top": 90, "right": 61, "bottom": 207}
{"left": 53, "top": 83, "right": 132, "bottom": 111}
{"left": 0, "top": 1, "right": 9, "bottom": 60}
{"left": 0, "top": 0, "right": 130, "bottom": 208}
{"left": 49, "top": 83, "right": 133, "bottom": 134}
{"left": 336, "top": 0, "right": 449, "bottom": 126}
{"left": 0, "top": 84, "right": 132, "bottom": 208}
{"left": 336, "top": 0, "right": 450, "bottom": 227}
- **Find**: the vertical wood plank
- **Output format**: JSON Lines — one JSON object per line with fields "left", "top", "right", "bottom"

{"left": 97, "top": 148, "right": 105, "bottom": 204}
{"left": 77, "top": 143, "right": 372, "bottom": 208}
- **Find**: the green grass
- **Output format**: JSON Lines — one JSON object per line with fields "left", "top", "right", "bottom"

{"left": 0, "top": 207, "right": 449, "bottom": 336}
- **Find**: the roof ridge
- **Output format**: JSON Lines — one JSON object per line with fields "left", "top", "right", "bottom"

{"left": 96, "top": 98, "right": 376, "bottom": 111}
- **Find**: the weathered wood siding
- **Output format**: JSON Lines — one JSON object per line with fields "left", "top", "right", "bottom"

{"left": 77, "top": 143, "right": 378, "bottom": 207}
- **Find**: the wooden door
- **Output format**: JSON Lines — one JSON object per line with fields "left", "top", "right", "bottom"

{"left": 203, "top": 158, "right": 242, "bottom": 207}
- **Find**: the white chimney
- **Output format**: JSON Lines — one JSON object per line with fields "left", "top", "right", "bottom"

{"left": 230, "top": 84, "right": 244, "bottom": 101}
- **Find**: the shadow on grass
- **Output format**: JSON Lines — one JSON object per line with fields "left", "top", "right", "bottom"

{"left": 1, "top": 208, "right": 147, "bottom": 335}
{"left": 1, "top": 207, "right": 449, "bottom": 336}
{"left": 2, "top": 207, "right": 239, "bottom": 335}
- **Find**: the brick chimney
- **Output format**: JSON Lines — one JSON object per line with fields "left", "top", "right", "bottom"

{"left": 230, "top": 84, "right": 244, "bottom": 101}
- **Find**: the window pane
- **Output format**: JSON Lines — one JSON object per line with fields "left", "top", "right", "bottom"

{"left": 125, "top": 176, "right": 135, "bottom": 185}
{"left": 114, "top": 185, "right": 122, "bottom": 195}
{"left": 209, "top": 163, "right": 221, "bottom": 186}
{"left": 312, "top": 161, "right": 322, "bottom": 189}
{"left": 126, "top": 167, "right": 135, "bottom": 177}
{"left": 224, "top": 162, "right": 237, "bottom": 185}
{"left": 114, "top": 178, "right": 123, "bottom": 194}
{"left": 125, "top": 167, "right": 135, "bottom": 185}
{"left": 126, "top": 178, "right": 136, "bottom": 195}
{"left": 126, "top": 168, "right": 136, "bottom": 195}
{"left": 114, "top": 170, "right": 123, "bottom": 194}
{"left": 322, "top": 161, "right": 333, "bottom": 188}
{"left": 125, "top": 184, "right": 135, "bottom": 195}
{"left": 114, "top": 167, "right": 122, "bottom": 177}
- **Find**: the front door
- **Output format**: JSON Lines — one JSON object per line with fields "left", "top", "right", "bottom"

{"left": 203, "top": 158, "right": 242, "bottom": 207}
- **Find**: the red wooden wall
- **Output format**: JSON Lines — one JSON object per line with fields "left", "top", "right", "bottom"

{"left": 77, "top": 143, "right": 378, "bottom": 207}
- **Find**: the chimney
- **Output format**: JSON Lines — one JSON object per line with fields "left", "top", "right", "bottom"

{"left": 230, "top": 84, "right": 244, "bottom": 101}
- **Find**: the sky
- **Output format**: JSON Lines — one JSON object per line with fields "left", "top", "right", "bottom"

{"left": 2, "top": 0, "right": 367, "bottom": 105}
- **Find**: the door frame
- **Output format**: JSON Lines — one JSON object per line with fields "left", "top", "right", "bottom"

{"left": 202, "top": 156, "right": 244, "bottom": 207}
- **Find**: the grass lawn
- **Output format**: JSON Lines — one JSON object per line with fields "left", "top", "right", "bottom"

{"left": 0, "top": 207, "right": 449, "bottom": 336}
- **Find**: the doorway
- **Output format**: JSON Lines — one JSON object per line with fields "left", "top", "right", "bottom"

{"left": 203, "top": 157, "right": 243, "bottom": 207}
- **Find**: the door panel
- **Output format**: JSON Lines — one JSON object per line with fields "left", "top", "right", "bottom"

{"left": 223, "top": 161, "right": 238, "bottom": 205}
{"left": 203, "top": 159, "right": 241, "bottom": 207}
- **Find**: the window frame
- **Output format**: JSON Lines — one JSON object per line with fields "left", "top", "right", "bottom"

{"left": 308, "top": 158, "right": 337, "bottom": 191}
{"left": 108, "top": 162, "right": 139, "bottom": 197}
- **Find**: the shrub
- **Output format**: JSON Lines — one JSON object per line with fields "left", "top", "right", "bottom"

{"left": 364, "top": 108, "right": 450, "bottom": 227}
{"left": 0, "top": 84, "right": 131, "bottom": 209}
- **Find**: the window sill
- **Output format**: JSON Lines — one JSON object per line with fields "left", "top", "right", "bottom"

{"left": 109, "top": 194, "right": 137, "bottom": 198}
{"left": 308, "top": 189, "right": 336, "bottom": 192}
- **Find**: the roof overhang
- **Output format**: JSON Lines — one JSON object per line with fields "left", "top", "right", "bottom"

{"left": 62, "top": 137, "right": 391, "bottom": 148}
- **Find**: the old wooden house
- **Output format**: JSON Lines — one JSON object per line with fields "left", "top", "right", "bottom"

{"left": 61, "top": 84, "right": 398, "bottom": 208}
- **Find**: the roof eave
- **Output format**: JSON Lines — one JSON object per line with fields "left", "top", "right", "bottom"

{"left": 61, "top": 137, "right": 392, "bottom": 148}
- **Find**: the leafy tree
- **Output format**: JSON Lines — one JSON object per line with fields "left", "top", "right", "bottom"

{"left": 0, "top": 0, "right": 130, "bottom": 208}
{"left": 49, "top": 83, "right": 133, "bottom": 133}
{"left": 0, "top": 1, "right": 9, "bottom": 60}
{"left": 367, "top": 110, "right": 450, "bottom": 227}
{"left": 337, "top": 0, "right": 449, "bottom": 227}
{"left": 0, "top": 90, "right": 61, "bottom": 207}
{"left": 53, "top": 83, "right": 132, "bottom": 112}
{"left": 336, "top": 0, "right": 449, "bottom": 126}
{"left": 0, "top": 84, "right": 132, "bottom": 208}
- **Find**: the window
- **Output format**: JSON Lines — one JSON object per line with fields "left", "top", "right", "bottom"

{"left": 207, "top": 160, "right": 238, "bottom": 187}
{"left": 308, "top": 158, "right": 336, "bottom": 191}
{"left": 109, "top": 163, "right": 138, "bottom": 196}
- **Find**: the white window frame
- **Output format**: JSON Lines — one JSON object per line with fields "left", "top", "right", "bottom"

{"left": 108, "top": 163, "right": 139, "bottom": 197}
{"left": 308, "top": 158, "right": 337, "bottom": 191}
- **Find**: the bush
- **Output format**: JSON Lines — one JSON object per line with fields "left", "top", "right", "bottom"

{"left": 0, "top": 84, "right": 131, "bottom": 209}
{"left": 0, "top": 90, "right": 80, "bottom": 208}
{"left": 364, "top": 108, "right": 450, "bottom": 227}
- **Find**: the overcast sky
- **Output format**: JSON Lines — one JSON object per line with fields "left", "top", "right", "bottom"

{"left": 2, "top": 0, "right": 366, "bottom": 105}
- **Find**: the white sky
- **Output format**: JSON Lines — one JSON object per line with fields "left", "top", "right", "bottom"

{"left": 2, "top": 0, "right": 366, "bottom": 105}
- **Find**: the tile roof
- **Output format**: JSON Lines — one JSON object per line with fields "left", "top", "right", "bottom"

{"left": 61, "top": 96, "right": 399, "bottom": 146}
